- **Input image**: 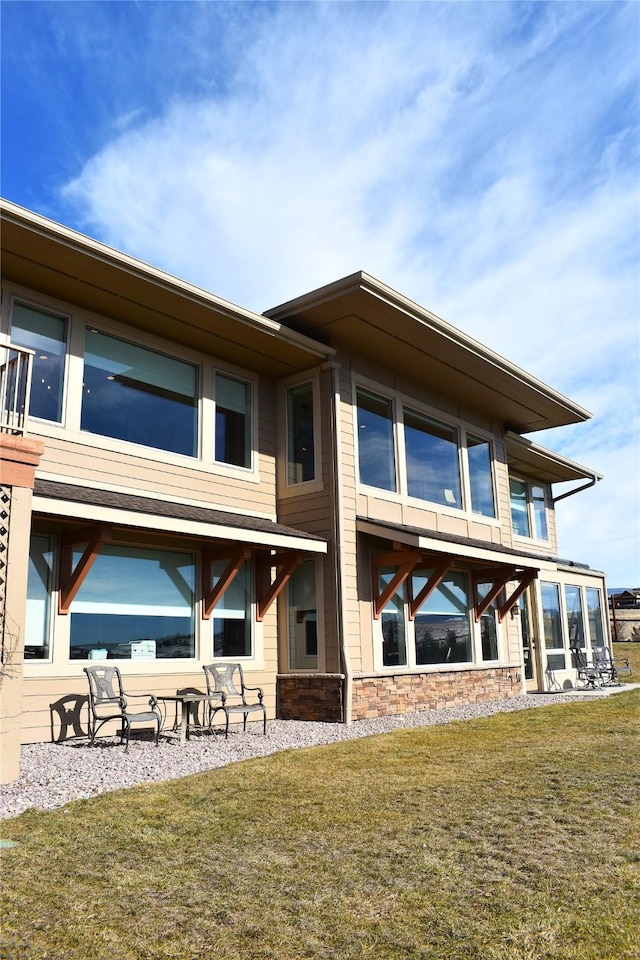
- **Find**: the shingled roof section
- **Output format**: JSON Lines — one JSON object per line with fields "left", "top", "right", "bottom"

{"left": 34, "top": 479, "right": 326, "bottom": 545}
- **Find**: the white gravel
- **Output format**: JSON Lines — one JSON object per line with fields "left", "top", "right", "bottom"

{"left": 0, "top": 692, "right": 601, "bottom": 820}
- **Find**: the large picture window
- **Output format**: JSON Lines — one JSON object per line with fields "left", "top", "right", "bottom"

{"left": 286, "top": 382, "right": 315, "bottom": 484}
{"left": 81, "top": 330, "right": 198, "bottom": 457}
{"left": 356, "top": 389, "right": 396, "bottom": 492}
{"left": 215, "top": 373, "right": 251, "bottom": 468}
{"left": 210, "top": 559, "right": 251, "bottom": 658}
{"left": 413, "top": 571, "right": 472, "bottom": 665}
{"left": 70, "top": 545, "right": 195, "bottom": 660}
{"left": 24, "top": 536, "right": 54, "bottom": 660}
{"left": 287, "top": 560, "right": 318, "bottom": 669}
{"left": 404, "top": 408, "right": 461, "bottom": 508}
{"left": 11, "top": 302, "right": 67, "bottom": 422}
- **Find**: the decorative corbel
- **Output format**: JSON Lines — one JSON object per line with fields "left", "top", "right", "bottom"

{"left": 58, "top": 524, "right": 112, "bottom": 615}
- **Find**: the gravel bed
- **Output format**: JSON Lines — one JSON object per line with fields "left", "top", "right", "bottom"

{"left": 0, "top": 692, "right": 594, "bottom": 820}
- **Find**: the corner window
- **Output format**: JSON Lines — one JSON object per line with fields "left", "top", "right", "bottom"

{"left": 69, "top": 545, "right": 195, "bottom": 660}
{"left": 565, "top": 585, "right": 585, "bottom": 649}
{"left": 413, "top": 570, "right": 472, "bottom": 665}
{"left": 467, "top": 436, "right": 496, "bottom": 518}
{"left": 82, "top": 329, "right": 198, "bottom": 457}
{"left": 541, "top": 581, "right": 564, "bottom": 670}
{"left": 215, "top": 373, "right": 251, "bottom": 468}
{"left": 586, "top": 588, "right": 605, "bottom": 647}
{"left": 11, "top": 302, "right": 67, "bottom": 423}
{"left": 210, "top": 558, "right": 251, "bottom": 658}
{"left": 510, "top": 479, "right": 549, "bottom": 541}
{"left": 356, "top": 389, "right": 396, "bottom": 492}
{"left": 24, "top": 536, "right": 54, "bottom": 660}
{"left": 286, "top": 382, "right": 315, "bottom": 484}
{"left": 404, "top": 408, "right": 461, "bottom": 508}
{"left": 287, "top": 559, "right": 318, "bottom": 669}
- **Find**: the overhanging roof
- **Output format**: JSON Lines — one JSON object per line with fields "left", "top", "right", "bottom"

{"left": 266, "top": 272, "right": 592, "bottom": 433}
{"left": 505, "top": 432, "right": 603, "bottom": 485}
{"left": 32, "top": 479, "right": 327, "bottom": 553}
{"left": 1, "top": 200, "right": 334, "bottom": 378}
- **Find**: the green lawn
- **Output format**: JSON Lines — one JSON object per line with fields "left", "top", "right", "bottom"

{"left": 613, "top": 641, "right": 640, "bottom": 681}
{"left": 2, "top": 691, "right": 639, "bottom": 960}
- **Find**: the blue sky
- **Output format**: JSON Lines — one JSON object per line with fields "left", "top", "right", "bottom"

{"left": 2, "top": 0, "right": 639, "bottom": 585}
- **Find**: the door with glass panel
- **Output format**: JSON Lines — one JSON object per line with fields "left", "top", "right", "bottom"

{"left": 518, "top": 589, "right": 541, "bottom": 691}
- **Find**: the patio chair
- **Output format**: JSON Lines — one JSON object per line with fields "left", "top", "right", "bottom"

{"left": 592, "top": 645, "right": 631, "bottom": 685}
{"left": 570, "top": 646, "right": 610, "bottom": 690}
{"left": 84, "top": 665, "right": 162, "bottom": 751}
{"left": 202, "top": 662, "right": 267, "bottom": 738}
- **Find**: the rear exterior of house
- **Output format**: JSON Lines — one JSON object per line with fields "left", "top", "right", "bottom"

{"left": 0, "top": 201, "right": 611, "bottom": 782}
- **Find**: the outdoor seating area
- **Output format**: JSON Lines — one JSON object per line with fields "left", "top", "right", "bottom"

{"left": 81, "top": 663, "right": 267, "bottom": 749}
{"left": 571, "top": 646, "right": 632, "bottom": 690}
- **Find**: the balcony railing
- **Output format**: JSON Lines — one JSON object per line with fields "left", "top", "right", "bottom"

{"left": 0, "top": 338, "right": 34, "bottom": 436}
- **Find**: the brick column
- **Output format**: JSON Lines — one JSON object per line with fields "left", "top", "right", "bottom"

{"left": 0, "top": 435, "right": 44, "bottom": 784}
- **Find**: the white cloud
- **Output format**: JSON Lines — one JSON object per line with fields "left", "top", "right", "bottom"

{"left": 59, "top": 1, "right": 639, "bottom": 584}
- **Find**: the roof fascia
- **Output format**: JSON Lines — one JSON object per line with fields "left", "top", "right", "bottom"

{"left": 505, "top": 431, "right": 602, "bottom": 484}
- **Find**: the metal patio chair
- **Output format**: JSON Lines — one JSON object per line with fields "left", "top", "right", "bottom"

{"left": 84, "top": 665, "right": 162, "bottom": 751}
{"left": 570, "top": 646, "right": 610, "bottom": 690}
{"left": 592, "top": 645, "right": 631, "bottom": 685}
{"left": 202, "top": 662, "right": 267, "bottom": 738}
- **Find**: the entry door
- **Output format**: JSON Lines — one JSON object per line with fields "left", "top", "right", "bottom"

{"left": 519, "top": 591, "right": 541, "bottom": 691}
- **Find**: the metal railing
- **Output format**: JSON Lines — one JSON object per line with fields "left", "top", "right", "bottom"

{"left": 0, "top": 339, "right": 34, "bottom": 435}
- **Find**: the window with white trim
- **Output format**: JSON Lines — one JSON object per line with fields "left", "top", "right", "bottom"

{"left": 69, "top": 544, "right": 196, "bottom": 660}
{"left": 11, "top": 302, "right": 67, "bottom": 423}
{"left": 24, "top": 536, "right": 54, "bottom": 660}
{"left": 509, "top": 479, "right": 549, "bottom": 540}
{"left": 215, "top": 373, "right": 252, "bottom": 469}
{"left": 287, "top": 559, "right": 318, "bottom": 669}
{"left": 286, "top": 381, "right": 315, "bottom": 484}
{"left": 541, "top": 581, "right": 564, "bottom": 670}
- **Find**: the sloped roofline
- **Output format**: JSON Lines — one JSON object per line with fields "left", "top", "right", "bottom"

{"left": 266, "top": 270, "right": 593, "bottom": 431}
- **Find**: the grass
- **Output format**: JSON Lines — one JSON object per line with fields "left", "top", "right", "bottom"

{"left": 2, "top": 691, "right": 639, "bottom": 960}
{"left": 613, "top": 641, "right": 640, "bottom": 682}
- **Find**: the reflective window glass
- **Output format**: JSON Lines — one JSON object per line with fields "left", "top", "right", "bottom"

{"left": 356, "top": 389, "right": 396, "bottom": 491}
{"left": 413, "top": 571, "right": 472, "bottom": 664}
{"left": 532, "top": 485, "right": 548, "bottom": 540}
{"left": 70, "top": 545, "right": 195, "bottom": 660}
{"left": 82, "top": 330, "right": 198, "bottom": 456}
{"left": 288, "top": 560, "right": 318, "bottom": 669}
{"left": 24, "top": 536, "right": 54, "bottom": 660}
{"left": 211, "top": 558, "right": 251, "bottom": 658}
{"left": 477, "top": 581, "right": 499, "bottom": 661}
{"left": 11, "top": 303, "right": 67, "bottom": 422}
{"left": 467, "top": 436, "right": 496, "bottom": 517}
{"left": 215, "top": 374, "right": 251, "bottom": 468}
{"left": 379, "top": 568, "right": 407, "bottom": 666}
{"left": 287, "top": 382, "right": 315, "bottom": 484}
{"left": 404, "top": 409, "right": 461, "bottom": 508}
{"left": 509, "top": 479, "right": 531, "bottom": 537}
{"left": 586, "top": 587, "right": 605, "bottom": 647}
{"left": 565, "top": 585, "right": 585, "bottom": 649}
{"left": 541, "top": 581, "right": 564, "bottom": 670}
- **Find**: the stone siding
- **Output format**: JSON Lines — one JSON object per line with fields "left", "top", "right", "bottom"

{"left": 351, "top": 667, "right": 520, "bottom": 721}
{"left": 277, "top": 674, "right": 345, "bottom": 722}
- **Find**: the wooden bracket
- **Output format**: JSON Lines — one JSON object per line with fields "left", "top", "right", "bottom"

{"left": 498, "top": 570, "right": 537, "bottom": 622}
{"left": 473, "top": 567, "right": 517, "bottom": 622}
{"left": 58, "top": 524, "right": 112, "bottom": 615}
{"left": 202, "top": 546, "right": 252, "bottom": 619}
{"left": 408, "top": 558, "right": 454, "bottom": 620}
{"left": 256, "top": 552, "right": 302, "bottom": 622}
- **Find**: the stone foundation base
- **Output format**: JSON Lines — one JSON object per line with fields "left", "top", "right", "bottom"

{"left": 351, "top": 667, "right": 520, "bottom": 721}
{"left": 277, "top": 674, "right": 344, "bottom": 722}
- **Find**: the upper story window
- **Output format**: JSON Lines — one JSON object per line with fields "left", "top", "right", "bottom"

{"left": 404, "top": 407, "right": 461, "bottom": 507}
{"left": 286, "top": 381, "right": 315, "bottom": 484}
{"left": 509, "top": 479, "right": 549, "bottom": 540}
{"left": 215, "top": 373, "right": 251, "bottom": 468}
{"left": 467, "top": 435, "right": 496, "bottom": 518}
{"left": 10, "top": 302, "right": 67, "bottom": 422}
{"left": 355, "top": 385, "right": 496, "bottom": 518}
{"left": 82, "top": 329, "right": 198, "bottom": 457}
{"left": 356, "top": 388, "right": 396, "bottom": 491}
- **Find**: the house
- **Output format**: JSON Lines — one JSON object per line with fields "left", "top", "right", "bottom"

{"left": 0, "top": 200, "right": 611, "bottom": 783}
